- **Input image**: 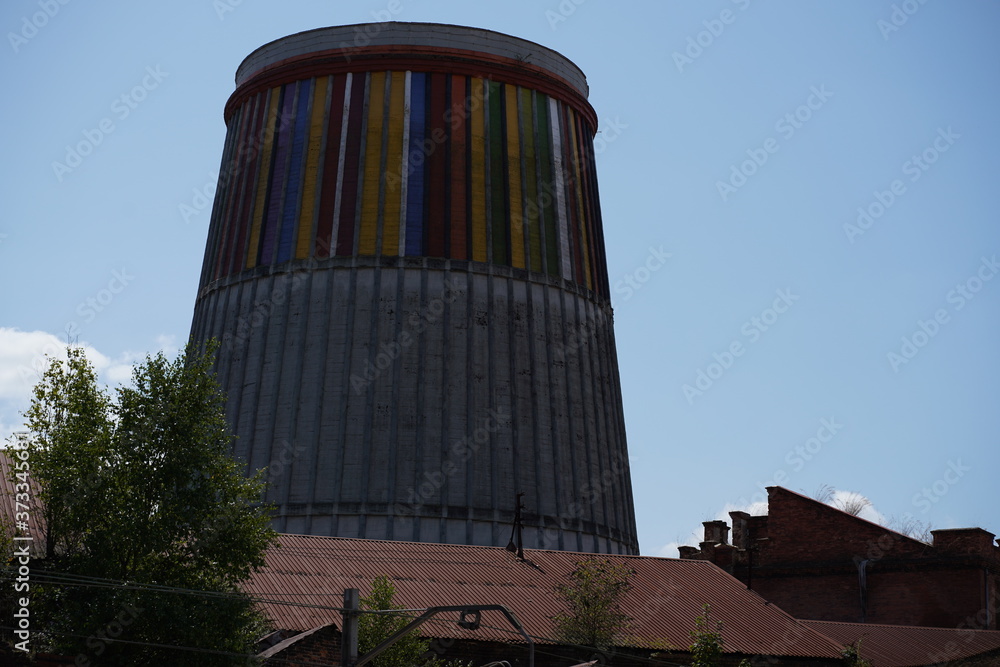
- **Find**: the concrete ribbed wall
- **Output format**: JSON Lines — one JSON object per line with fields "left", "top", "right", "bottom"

{"left": 190, "top": 23, "right": 638, "bottom": 554}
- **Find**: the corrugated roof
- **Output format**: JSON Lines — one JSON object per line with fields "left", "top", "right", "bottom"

{"left": 802, "top": 620, "right": 1000, "bottom": 667}
{"left": 0, "top": 450, "right": 47, "bottom": 557}
{"left": 246, "top": 534, "right": 844, "bottom": 659}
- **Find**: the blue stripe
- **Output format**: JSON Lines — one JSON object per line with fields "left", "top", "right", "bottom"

{"left": 405, "top": 72, "right": 426, "bottom": 256}
{"left": 277, "top": 79, "right": 313, "bottom": 263}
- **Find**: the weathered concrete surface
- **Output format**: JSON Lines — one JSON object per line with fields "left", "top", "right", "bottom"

{"left": 191, "top": 256, "right": 638, "bottom": 554}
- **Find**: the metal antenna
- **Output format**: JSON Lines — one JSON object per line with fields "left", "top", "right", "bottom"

{"left": 505, "top": 492, "right": 526, "bottom": 559}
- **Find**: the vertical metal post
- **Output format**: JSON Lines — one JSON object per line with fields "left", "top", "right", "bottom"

{"left": 342, "top": 588, "right": 359, "bottom": 667}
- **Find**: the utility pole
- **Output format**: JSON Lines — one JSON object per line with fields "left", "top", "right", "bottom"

{"left": 342, "top": 588, "right": 359, "bottom": 667}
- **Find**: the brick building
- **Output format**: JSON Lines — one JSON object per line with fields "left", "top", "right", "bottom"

{"left": 679, "top": 486, "right": 999, "bottom": 630}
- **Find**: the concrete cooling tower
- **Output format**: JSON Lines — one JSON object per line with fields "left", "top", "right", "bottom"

{"left": 189, "top": 22, "right": 638, "bottom": 554}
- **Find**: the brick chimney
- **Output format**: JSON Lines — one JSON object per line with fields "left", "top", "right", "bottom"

{"left": 730, "top": 511, "right": 750, "bottom": 549}
{"left": 931, "top": 528, "right": 997, "bottom": 556}
{"left": 678, "top": 545, "right": 699, "bottom": 559}
{"left": 703, "top": 520, "right": 730, "bottom": 545}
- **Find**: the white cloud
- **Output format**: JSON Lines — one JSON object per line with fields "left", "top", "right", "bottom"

{"left": 829, "top": 488, "right": 886, "bottom": 525}
{"left": 0, "top": 328, "right": 175, "bottom": 444}
{"left": 652, "top": 542, "right": 684, "bottom": 558}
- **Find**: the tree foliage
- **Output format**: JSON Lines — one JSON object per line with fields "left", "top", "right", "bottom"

{"left": 358, "top": 575, "right": 434, "bottom": 667}
{"left": 552, "top": 557, "right": 634, "bottom": 649}
{"left": 689, "top": 604, "right": 725, "bottom": 667}
{"left": 20, "top": 344, "right": 277, "bottom": 665}
{"left": 841, "top": 640, "right": 873, "bottom": 667}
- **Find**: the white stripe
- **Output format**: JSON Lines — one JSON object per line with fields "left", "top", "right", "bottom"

{"left": 399, "top": 71, "right": 411, "bottom": 256}
{"left": 330, "top": 72, "right": 352, "bottom": 252}
{"left": 550, "top": 97, "right": 571, "bottom": 280}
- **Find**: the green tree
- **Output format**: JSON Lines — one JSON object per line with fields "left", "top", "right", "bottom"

{"left": 358, "top": 575, "right": 434, "bottom": 667}
{"left": 552, "top": 557, "right": 634, "bottom": 649}
{"left": 22, "top": 346, "right": 110, "bottom": 560}
{"left": 21, "top": 343, "right": 277, "bottom": 665}
{"left": 841, "top": 640, "right": 873, "bottom": 667}
{"left": 689, "top": 604, "right": 724, "bottom": 667}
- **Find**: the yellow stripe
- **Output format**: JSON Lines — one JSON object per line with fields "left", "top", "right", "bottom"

{"left": 520, "top": 87, "right": 540, "bottom": 273}
{"left": 381, "top": 71, "right": 406, "bottom": 256}
{"left": 567, "top": 108, "right": 591, "bottom": 290}
{"left": 470, "top": 78, "right": 487, "bottom": 263}
{"left": 505, "top": 84, "right": 525, "bottom": 269}
{"left": 359, "top": 72, "right": 385, "bottom": 256}
{"left": 295, "top": 77, "right": 328, "bottom": 259}
{"left": 246, "top": 87, "right": 281, "bottom": 269}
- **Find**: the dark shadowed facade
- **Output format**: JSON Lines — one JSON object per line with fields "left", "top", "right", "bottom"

{"left": 680, "top": 486, "right": 999, "bottom": 630}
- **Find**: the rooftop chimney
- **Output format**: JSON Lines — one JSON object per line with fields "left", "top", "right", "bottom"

{"left": 678, "top": 546, "right": 699, "bottom": 559}
{"left": 730, "top": 511, "right": 750, "bottom": 549}
{"left": 703, "top": 520, "right": 730, "bottom": 545}
{"left": 931, "top": 528, "right": 997, "bottom": 556}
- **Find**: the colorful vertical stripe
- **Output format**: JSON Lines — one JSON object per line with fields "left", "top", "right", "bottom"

{"left": 404, "top": 72, "right": 426, "bottom": 256}
{"left": 296, "top": 76, "right": 328, "bottom": 260}
{"left": 449, "top": 74, "right": 468, "bottom": 261}
{"left": 520, "top": 87, "right": 541, "bottom": 274}
{"left": 469, "top": 78, "right": 488, "bottom": 263}
{"left": 505, "top": 83, "right": 525, "bottom": 270}
{"left": 204, "top": 71, "right": 611, "bottom": 297}
{"left": 359, "top": 72, "right": 386, "bottom": 256}
{"left": 276, "top": 79, "right": 313, "bottom": 264}
{"left": 426, "top": 73, "right": 447, "bottom": 258}
{"left": 382, "top": 71, "right": 406, "bottom": 256}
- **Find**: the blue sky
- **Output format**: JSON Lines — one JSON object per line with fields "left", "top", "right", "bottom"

{"left": 2, "top": 1, "right": 997, "bottom": 556}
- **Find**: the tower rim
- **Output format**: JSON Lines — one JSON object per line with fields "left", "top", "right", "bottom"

{"left": 235, "top": 22, "right": 590, "bottom": 96}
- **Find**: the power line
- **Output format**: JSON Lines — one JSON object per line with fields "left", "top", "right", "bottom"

{"left": 3, "top": 567, "right": 693, "bottom": 666}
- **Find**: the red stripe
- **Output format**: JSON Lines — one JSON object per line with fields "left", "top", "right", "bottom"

{"left": 336, "top": 73, "right": 367, "bottom": 256}
{"left": 316, "top": 75, "right": 346, "bottom": 257}
{"left": 216, "top": 99, "right": 257, "bottom": 279}
{"left": 226, "top": 47, "right": 597, "bottom": 133}
{"left": 448, "top": 75, "right": 468, "bottom": 260}
{"left": 426, "top": 73, "right": 448, "bottom": 258}
{"left": 227, "top": 91, "right": 267, "bottom": 276}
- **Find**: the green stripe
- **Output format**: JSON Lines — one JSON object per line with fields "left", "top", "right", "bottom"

{"left": 488, "top": 81, "right": 507, "bottom": 264}
{"left": 520, "top": 88, "right": 540, "bottom": 273}
{"left": 535, "top": 92, "right": 558, "bottom": 276}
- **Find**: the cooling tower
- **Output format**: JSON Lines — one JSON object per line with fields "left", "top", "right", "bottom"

{"left": 190, "top": 22, "right": 638, "bottom": 554}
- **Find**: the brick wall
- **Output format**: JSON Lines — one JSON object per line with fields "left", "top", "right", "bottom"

{"left": 261, "top": 624, "right": 341, "bottom": 665}
{"left": 750, "top": 566, "right": 988, "bottom": 627}
{"left": 681, "top": 486, "right": 1000, "bottom": 630}
{"left": 763, "top": 487, "right": 930, "bottom": 564}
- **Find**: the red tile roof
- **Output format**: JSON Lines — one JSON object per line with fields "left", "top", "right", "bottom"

{"left": 0, "top": 450, "right": 47, "bottom": 557}
{"left": 247, "top": 534, "right": 844, "bottom": 659}
{"left": 801, "top": 620, "right": 1000, "bottom": 667}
